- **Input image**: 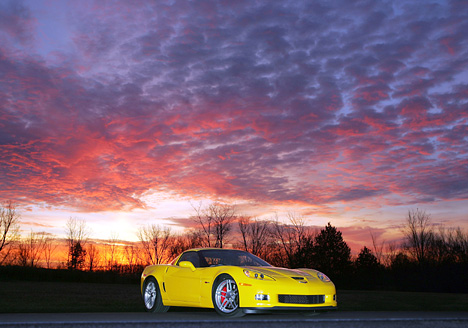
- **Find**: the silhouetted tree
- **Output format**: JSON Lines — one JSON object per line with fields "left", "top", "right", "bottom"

{"left": 355, "top": 246, "right": 380, "bottom": 269}
{"left": 123, "top": 243, "right": 142, "bottom": 273}
{"left": 87, "top": 243, "right": 100, "bottom": 271}
{"left": 292, "top": 233, "right": 315, "bottom": 269}
{"left": 238, "top": 216, "right": 271, "bottom": 258}
{"left": 402, "top": 209, "right": 433, "bottom": 264}
{"left": 43, "top": 235, "right": 57, "bottom": 269}
{"left": 137, "top": 224, "right": 172, "bottom": 265}
{"left": 65, "top": 217, "right": 90, "bottom": 270}
{"left": 0, "top": 201, "right": 20, "bottom": 264}
{"left": 390, "top": 252, "right": 412, "bottom": 269}
{"left": 311, "top": 222, "right": 351, "bottom": 278}
{"left": 17, "top": 231, "right": 47, "bottom": 267}
{"left": 168, "top": 230, "right": 203, "bottom": 260}
{"left": 270, "top": 213, "right": 312, "bottom": 268}
{"left": 210, "top": 203, "right": 236, "bottom": 248}
{"left": 370, "top": 231, "right": 385, "bottom": 265}
{"left": 354, "top": 246, "right": 383, "bottom": 289}
{"left": 191, "top": 202, "right": 236, "bottom": 248}
{"left": 449, "top": 228, "right": 468, "bottom": 264}
{"left": 106, "top": 232, "right": 120, "bottom": 270}
{"left": 69, "top": 241, "right": 87, "bottom": 270}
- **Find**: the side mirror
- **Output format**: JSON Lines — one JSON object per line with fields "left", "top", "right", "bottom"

{"left": 179, "top": 261, "right": 196, "bottom": 271}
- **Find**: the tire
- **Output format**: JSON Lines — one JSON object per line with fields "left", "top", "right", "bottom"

{"left": 212, "top": 274, "right": 245, "bottom": 317}
{"left": 142, "top": 277, "right": 170, "bottom": 313}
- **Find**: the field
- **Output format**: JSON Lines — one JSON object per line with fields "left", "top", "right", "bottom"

{"left": 1, "top": 280, "right": 467, "bottom": 313}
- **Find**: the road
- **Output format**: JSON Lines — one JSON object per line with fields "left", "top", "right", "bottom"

{"left": 1, "top": 311, "right": 468, "bottom": 328}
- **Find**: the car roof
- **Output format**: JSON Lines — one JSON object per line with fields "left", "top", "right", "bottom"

{"left": 184, "top": 248, "right": 244, "bottom": 253}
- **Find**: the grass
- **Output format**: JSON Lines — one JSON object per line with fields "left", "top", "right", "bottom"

{"left": 0, "top": 281, "right": 142, "bottom": 313}
{"left": 337, "top": 290, "right": 468, "bottom": 311}
{"left": 1, "top": 280, "right": 468, "bottom": 313}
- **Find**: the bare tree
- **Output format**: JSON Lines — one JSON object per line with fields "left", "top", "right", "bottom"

{"left": 270, "top": 213, "right": 310, "bottom": 267}
{"left": 123, "top": 243, "right": 141, "bottom": 273}
{"left": 238, "top": 216, "right": 250, "bottom": 251}
{"left": 106, "top": 232, "right": 120, "bottom": 270}
{"left": 428, "top": 226, "right": 451, "bottom": 263}
{"left": 210, "top": 203, "right": 236, "bottom": 248}
{"left": 65, "top": 217, "right": 90, "bottom": 270}
{"left": 238, "top": 216, "right": 271, "bottom": 257}
{"left": 428, "top": 226, "right": 468, "bottom": 264}
{"left": 137, "top": 224, "right": 172, "bottom": 265}
{"left": 168, "top": 230, "right": 203, "bottom": 260}
{"left": 402, "top": 209, "right": 433, "bottom": 263}
{"left": 191, "top": 202, "right": 236, "bottom": 248}
{"left": 370, "top": 231, "right": 385, "bottom": 265}
{"left": 43, "top": 235, "right": 58, "bottom": 269}
{"left": 0, "top": 201, "right": 20, "bottom": 264}
{"left": 450, "top": 227, "right": 468, "bottom": 263}
{"left": 191, "top": 202, "right": 214, "bottom": 247}
{"left": 87, "top": 243, "right": 101, "bottom": 271}
{"left": 383, "top": 241, "right": 400, "bottom": 267}
{"left": 17, "top": 231, "right": 47, "bottom": 267}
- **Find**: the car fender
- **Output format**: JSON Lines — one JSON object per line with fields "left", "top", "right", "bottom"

{"left": 141, "top": 265, "right": 171, "bottom": 296}
{"left": 196, "top": 266, "right": 245, "bottom": 308}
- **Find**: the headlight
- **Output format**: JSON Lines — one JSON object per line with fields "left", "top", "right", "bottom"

{"left": 243, "top": 270, "right": 275, "bottom": 281}
{"left": 317, "top": 272, "right": 331, "bottom": 282}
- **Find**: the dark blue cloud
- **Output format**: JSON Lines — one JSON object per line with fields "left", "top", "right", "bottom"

{"left": 0, "top": 0, "right": 467, "bottom": 214}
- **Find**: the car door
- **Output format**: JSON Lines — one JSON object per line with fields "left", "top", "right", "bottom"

{"left": 164, "top": 251, "right": 202, "bottom": 305}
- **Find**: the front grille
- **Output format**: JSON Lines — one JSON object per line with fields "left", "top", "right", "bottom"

{"left": 278, "top": 294, "right": 325, "bottom": 304}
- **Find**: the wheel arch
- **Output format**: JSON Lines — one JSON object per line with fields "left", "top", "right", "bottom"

{"left": 212, "top": 266, "right": 246, "bottom": 284}
{"left": 141, "top": 265, "right": 170, "bottom": 295}
{"left": 211, "top": 270, "right": 245, "bottom": 317}
{"left": 211, "top": 272, "right": 235, "bottom": 293}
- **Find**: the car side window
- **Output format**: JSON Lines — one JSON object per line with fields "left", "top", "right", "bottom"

{"left": 177, "top": 251, "right": 201, "bottom": 268}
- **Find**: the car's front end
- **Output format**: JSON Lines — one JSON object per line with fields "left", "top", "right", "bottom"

{"left": 236, "top": 267, "right": 337, "bottom": 312}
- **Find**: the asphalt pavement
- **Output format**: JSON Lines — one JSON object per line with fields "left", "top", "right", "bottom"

{"left": 1, "top": 312, "right": 468, "bottom": 328}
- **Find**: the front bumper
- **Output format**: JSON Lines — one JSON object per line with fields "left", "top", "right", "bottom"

{"left": 237, "top": 277, "right": 337, "bottom": 309}
{"left": 243, "top": 305, "right": 337, "bottom": 314}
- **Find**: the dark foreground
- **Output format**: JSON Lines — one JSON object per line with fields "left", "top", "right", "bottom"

{"left": 1, "top": 312, "right": 468, "bottom": 328}
{"left": 2, "top": 281, "right": 468, "bottom": 313}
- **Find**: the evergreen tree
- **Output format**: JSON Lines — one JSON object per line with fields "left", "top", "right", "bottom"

{"left": 355, "top": 246, "right": 380, "bottom": 269}
{"left": 68, "top": 241, "right": 87, "bottom": 270}
{"left": 312, "top": 222, "right": 351, "bottom": 278}
{"left": 354, "top": 246, "right": 382, "bottom": 289}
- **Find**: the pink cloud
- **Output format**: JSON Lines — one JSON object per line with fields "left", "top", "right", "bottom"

{"left": 0, "top": 0, "right": 466, "bottom": 243}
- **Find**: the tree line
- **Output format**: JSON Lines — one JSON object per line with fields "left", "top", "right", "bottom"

{"left": 1, "top": 201, "right": 467, "bottom": 292}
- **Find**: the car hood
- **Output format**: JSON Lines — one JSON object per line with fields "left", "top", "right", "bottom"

{"left": 243, "top": 266, "right": 318, "bottom": 281}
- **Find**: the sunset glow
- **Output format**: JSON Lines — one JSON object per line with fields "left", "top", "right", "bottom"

{"left": 1, "top": 0, "right": 467, "bottom": 252}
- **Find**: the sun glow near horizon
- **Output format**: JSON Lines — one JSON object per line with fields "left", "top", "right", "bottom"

{"left": 18, "top": 195, "right": 468, "bottom": 257}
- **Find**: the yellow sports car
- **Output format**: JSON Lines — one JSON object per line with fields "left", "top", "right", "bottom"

{"left": 141, "top": 248, "right": 337, "bottom": 316}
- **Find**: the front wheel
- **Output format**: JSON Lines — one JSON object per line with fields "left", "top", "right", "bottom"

{"left": 143, "top": 277, "right": 170, "bottom": 313}
{"left": 212, "top": 274, "right": 245, "bottom": 317}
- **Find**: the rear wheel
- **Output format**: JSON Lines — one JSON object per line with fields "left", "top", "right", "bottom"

{"left": 143, "top": 277, "right": 170, "bottom": 313}
{"left": 212, "top": 274, "right": 245, "bottom": 317}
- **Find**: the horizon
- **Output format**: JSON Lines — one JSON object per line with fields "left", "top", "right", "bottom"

{"left": 1, "top": 0, "right": 467, "bottom": 253}
{"left": 8, "top": 201, "right": 465, "bottom": 257}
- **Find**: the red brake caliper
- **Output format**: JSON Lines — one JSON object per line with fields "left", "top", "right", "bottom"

{"left": 221, "top": 285, "right": 227, "bottom": 304}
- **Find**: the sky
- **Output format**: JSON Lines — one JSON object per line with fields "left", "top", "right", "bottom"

{"left": 1, "top": 0, "right": 467, "bottom": 250}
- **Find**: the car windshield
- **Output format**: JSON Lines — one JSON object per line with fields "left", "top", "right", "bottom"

{"left": 197, "top": 249, "right": 272, "bottom": 267}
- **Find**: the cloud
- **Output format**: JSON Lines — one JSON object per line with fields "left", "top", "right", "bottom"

{"left": 0, "top": 0, "right": 467, "bottom": 221}
{"left": 0, "top": 0, "right": 35, "bottom": 45}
